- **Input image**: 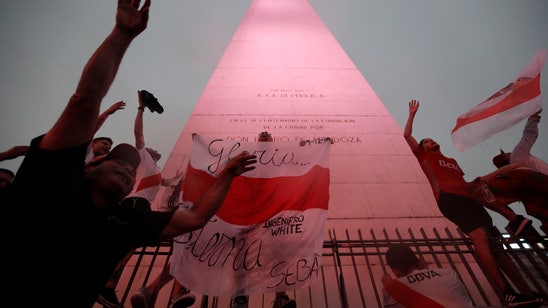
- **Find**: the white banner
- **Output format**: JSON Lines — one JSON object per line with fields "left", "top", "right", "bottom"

{"left": 170, "top": 136, "right": 331, "bottom": 296}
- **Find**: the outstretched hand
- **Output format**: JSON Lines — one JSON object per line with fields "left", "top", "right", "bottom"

{"left": 224, "top": 152, "right": 257, "bottom": 177}
{"left": 105, "top": 101, "right": 126, "bottom": 115}
{"left": 408, "top": 99, "right": 419, "bottom": 115}
{"left": 530, "top": 109, "right": 541, "bottom": 122}
{"left": 115, "top": 0, "right": 151, "bottom": 37}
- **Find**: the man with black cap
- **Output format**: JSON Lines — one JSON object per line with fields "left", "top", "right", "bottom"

{"left": 1, "top": 1, "right": 257, "bottom": 307}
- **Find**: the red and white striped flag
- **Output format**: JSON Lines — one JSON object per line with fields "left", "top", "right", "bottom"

{"left": 128, "top": 149, "right": 162, "bottom": 204}
{"left": 451, "top": 50, "right": 548, "bottom": 152}
{"left": 170, "top": 135, "right": 331, "bottom": 296}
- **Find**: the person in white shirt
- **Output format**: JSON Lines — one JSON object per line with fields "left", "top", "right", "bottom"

{"left": 493, "top": 111, "right": 547, "bottom": 174}
{"left": 382, "top": 244, "right": 474, "bottom": 308}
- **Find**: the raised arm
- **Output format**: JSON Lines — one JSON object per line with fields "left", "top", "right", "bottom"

{"left": 95, "top": 101, "right": 126, "bottom": 135}
{"left": 134, "top": 91, "right": 146, "bottom": 150}
{"left": 511, "top": 111, "right": 540, "bottom": 163}
{"left": 41, "top": 0, "right": 151, "bottom": 150}
{"left": 0, "top": 146, "right": 29, "bottom": 162}
{"left": 160, "top": 152, "right": 257, "bottom": 239}
{"left": 404, "top": 100, "right": 420, "bottom": 153}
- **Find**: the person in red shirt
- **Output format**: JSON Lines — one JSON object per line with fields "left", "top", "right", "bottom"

{"left": 403, "top": 99, "right": 542, "bottom": 307}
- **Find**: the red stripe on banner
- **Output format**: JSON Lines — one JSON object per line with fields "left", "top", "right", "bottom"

{"left": 451, "top": 74, "right": 540, "bottom": 133}
{"left": 384, "top": 280, "right": 445, "bottom": 308}
{"left": 182, "top": 163, "right": 216, "bottom": 201}
{"left": 183, "top": 163, "right": 330, "bottom": 225}
{"left": 135, "top": 173, "right": 162, "bottom": 192}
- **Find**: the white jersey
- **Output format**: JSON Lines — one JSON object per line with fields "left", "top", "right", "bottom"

{"left": 384, "top": 268, "right": 474, "bottom": 308}
{"left": 511, "top": 116, "right": 548, "bottom": 174}
{"left": 127, "top": 148, "right": 161, "bottom": 203}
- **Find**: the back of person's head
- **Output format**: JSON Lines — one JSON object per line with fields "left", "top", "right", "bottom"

{"left": 492, "top": 148, "right": 511, "bottom": 168}
{"left": 86, "top": 143, "right": 140, "bottom": 172}
{"left": 258, "top": 131, "right": 273, "bottom": 142}
{"left": 386, "top": 244, "right": 419, "bottom": 274}
{"left": 0, "top": 168, "right": 15, "bottom": 191}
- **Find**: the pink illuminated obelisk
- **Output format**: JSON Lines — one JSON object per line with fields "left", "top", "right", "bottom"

{"left": 157, "top": 0, "right": 450, "bottom": 235}
{"left": 149, "top": 0, "right": 479, "bottom": 305}
{"left": 155, "top": 0, "right": 454, "bottom": 243}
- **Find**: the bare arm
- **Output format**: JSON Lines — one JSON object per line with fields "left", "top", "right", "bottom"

{"left": 0, "top": 146, "right": 29, "bottom": 162}
{"left": 404, "top": 100, "right": 420, "bottom": 153}
{"left": 95, "top": 101, "right": 126, "bottom": 134}
{"left": 134, "top": 91, "right": 146, "bottom": 150}
{"left": 160, "top": 152, "right": 257, "bottom": 239}
{"left": 41, "top": 0, "right": 151, "bottom": 150}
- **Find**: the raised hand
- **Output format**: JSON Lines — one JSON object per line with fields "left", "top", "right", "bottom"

{"left": 224, "top": 152, "right": 257, "bottom": 177}
{"left": 105, "top": 101, "right": 127, "bottom": 115}
{"left": 408, "top": 99, "right": 420, "bottom": 115}
{"left": 115, "top": 0, "right": 151, "bottom": 37}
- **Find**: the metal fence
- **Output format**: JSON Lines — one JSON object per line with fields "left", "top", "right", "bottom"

{"left": 107, "top": 227, "right": 548, "bottom": 308}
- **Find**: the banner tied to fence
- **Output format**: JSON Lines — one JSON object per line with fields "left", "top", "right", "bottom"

{"left": 170, "top": 135, "right": 332, "bottom": 296}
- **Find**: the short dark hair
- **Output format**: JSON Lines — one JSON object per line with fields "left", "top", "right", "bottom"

{"left": 385, "top": 244, "right": 419, "bottom": 273}
{"left": 492, "top": 151, "right": 510, "bottom": 168}
{"left": 418, "top": 139, "right": 426, "bottom": 149}
{"left": 0, "top": 168, "right": 15, "bottom": 179}
{"left": 93, "top": 137, "right": 113, "bottom": 145}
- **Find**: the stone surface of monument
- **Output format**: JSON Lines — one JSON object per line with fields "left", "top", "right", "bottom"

{"left": 142, "top": 0, "right": 504, "bottom": 306}
{"left": 155, "top": 0, "right": 450, "bottom": 236}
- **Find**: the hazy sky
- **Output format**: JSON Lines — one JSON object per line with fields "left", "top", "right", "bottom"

{"left": 1, "top": 0, "right": 547, "bottom": 230}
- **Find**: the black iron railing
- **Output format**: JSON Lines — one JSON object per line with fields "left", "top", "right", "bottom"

{"left": 105, "top": 227, "right": 547, "bottom": 308}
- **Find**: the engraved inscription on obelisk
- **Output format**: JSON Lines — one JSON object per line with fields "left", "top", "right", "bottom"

{"left": 156, "top": 0, "right": 449, "bottom": 235}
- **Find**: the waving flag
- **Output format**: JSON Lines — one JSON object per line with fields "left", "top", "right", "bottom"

{"left": 451, "top": 50, "right": 548, "bottom": 152}
{"left": 128, "top": 149, "right": 162, "bottom": 203}
{"left": 170, "top": 135, "right": 331, "bottom": 296}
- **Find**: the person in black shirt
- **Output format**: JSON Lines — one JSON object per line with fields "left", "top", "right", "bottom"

{"left": 2, "top": 1, "right": 256, "bottom": 306}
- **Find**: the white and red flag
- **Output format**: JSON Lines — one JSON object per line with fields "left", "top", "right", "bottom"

{"left": 128, "top": 149, "right": 162, "bottom": 204}
{"left": 170, "top": 135, "right": 331, "bottom": 296}
{"left": 451, "top": 50, "right": 548, "bottom": 152}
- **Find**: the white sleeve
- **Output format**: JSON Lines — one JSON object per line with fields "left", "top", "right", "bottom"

{"left": 510, "top": 117, "right": 538, "bottom": 164}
